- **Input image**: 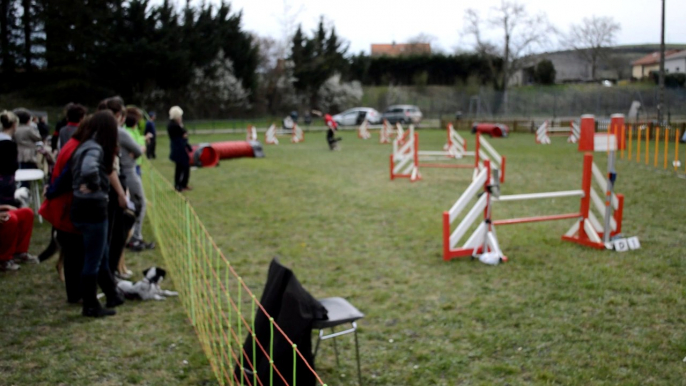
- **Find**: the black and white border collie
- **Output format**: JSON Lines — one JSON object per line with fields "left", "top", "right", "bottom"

{"left": 117, "top": 267, "right": 179, "bottom": 300}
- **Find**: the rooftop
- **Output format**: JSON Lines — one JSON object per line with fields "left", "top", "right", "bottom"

{"left": 632, "top": 50, "right": 682, "bottom": 66}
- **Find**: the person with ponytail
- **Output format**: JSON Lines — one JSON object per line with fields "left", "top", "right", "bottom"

{"left": 70, "top": 111, "right": 125, "bottom": 317}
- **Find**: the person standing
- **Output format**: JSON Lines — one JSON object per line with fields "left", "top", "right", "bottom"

{"left": 57, "top": 104, "right": 87, "bottom": 152}
{"left": 0, "top": 111, "right": 20, "bottom": 207}
{"left": 144, "top": 111, "right": 157, "bottom": 159}
{"left": 324, "top": 114, "right": 342, "bottom": 150}
{"left": 123, "top": 112, "right": 154, "bottom": 251}
{"left": 13, "top": 108, "right": 42, "bottom": 170}
{"left": 40, "top": 117, "right": 92, "bottom": 301}
{"left": 167, "top": 106, "right": 192, "bottom": 191}
{"left": 70, "top": 111, "right": 125, "bottom": 317}
{"left": 51, "top": 103, "right": 72, "bottom": 150}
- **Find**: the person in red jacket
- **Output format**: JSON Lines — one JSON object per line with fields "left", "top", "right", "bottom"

{"left": 324, "top": 114, "right": 342, "bottom": 150}
{"left": 0, "top": 110, "right": 36, "bottom": 271}
{"left": 0, "top": 205, "right": 35, "bottom": 271}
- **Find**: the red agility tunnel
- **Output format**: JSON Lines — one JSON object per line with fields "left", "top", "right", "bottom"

{"left": 189, "top": 140, "right": 265, "bottom": 168}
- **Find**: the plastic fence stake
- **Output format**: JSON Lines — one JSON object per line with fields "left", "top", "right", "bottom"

{"left": 270, "top": 317, "right": 274, "bottom": 386}
{"left": 226, "top": 262, "right": 233, "bottom": 386}
{"left": 238, "top": 277, "right": 243, "bottom": 386}
{"left": 293, "top": 344, "right": 297, "bottom": 386}
{"left": 251, "top": 295, "right": 257, "bottom": 386}
{"left": 218, "top": 255, "right": 226, "bottom": 385}
{"left": 186, "top": 203, "right": 195, "bottom": 326}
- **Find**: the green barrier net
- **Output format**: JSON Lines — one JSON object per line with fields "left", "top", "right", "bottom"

{"left": 142, "top": 160, "right": 326, "bottom": 386}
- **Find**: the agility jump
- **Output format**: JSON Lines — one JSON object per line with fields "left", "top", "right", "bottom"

{"left": 358, "top": 120, "right": 371, "bottom": 139}
{"left": 535, "top": 121, "right": 580, "bottom": 144}
{"left": 444, "top": 114, "right": 626, "bottom": 264}
{"left": 246, "top": 125, "right": 257, "bottom": 141}
{"left": 379, "top": 119, "right": 398, "bottom": 144}
{"left": 265, "top": 123, "right": 304, "bottom": 145}
{"left": 390, "top": 125, "right": 506, "bottom": 183}
{"left": 415, "top": 123, "right": 472, "bottom": 166}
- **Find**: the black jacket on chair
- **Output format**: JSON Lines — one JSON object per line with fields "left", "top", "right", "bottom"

{"left": 235, "top": 258, "right": 328, "bottom": 386}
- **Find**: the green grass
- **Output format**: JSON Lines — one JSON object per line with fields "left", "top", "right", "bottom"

{"left": 3, "top": 130, "right": 685, "bottom": 385}
{"left": 0, "top": 221, "right": 216, "bottom": 385}
{"left": 150, "top": 130, "right": 684, "bottom": 385}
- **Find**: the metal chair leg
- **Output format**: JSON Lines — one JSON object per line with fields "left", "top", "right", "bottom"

{"left": 331, "top": 327, "right": 340, "bottom": 366}
{"left": 313, "top": 331, "right": 322, "bottom": 359}
{"left": 354, "top": 323, "right": 362, "bottom": 386}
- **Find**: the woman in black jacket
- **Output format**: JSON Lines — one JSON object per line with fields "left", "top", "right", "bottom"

{"left": 167, "top": 106, "right": 192, "bottom": 191}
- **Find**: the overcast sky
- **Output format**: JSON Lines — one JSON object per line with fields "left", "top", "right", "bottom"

{"left": 224, "top": 0, "right": 685, "bottom": 54}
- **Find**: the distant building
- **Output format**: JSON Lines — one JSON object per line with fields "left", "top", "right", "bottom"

{"left": 371, "top": 42, "right": 431, "bottom": 57}
{"left": 631, "top": 50, "right": 682, "bottom": 79}
{"left": 509, "top": 45, "right": 686, "bottom": 86}
{"left": 665, "top": 50, "right": 686, "bottom": 74}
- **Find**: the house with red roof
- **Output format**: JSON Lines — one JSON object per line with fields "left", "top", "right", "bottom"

{"left": 631, "top": 50, "right": 682, "bottom": 79}
{"left": 371, "top": 42, "right": 431, "bottom": 57}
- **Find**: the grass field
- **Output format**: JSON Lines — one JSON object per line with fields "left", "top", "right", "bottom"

{"left": 3, "top": 129, "right": 685, "bottom": 385}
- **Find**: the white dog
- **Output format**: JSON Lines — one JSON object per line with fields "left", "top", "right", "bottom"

{"left": 14, "top": 187, "right": 30, "bottom": 208}
{"left": 117, "top": 267, "right": 178, "bottom": 300}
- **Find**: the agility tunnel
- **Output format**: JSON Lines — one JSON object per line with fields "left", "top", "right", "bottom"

{"left": 189, "top": 140, "right": 265, "bottom": 167}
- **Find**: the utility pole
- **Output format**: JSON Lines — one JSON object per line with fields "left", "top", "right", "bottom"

{"left": 658, "top": 0, "right": 666, "bottom": 124}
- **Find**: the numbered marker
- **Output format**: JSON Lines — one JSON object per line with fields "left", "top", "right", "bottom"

{"left": 613, "top": 238, "right": 629, "bottom": 252}
{"left": 627, "top": 237, "right": 641, "bottom": 250}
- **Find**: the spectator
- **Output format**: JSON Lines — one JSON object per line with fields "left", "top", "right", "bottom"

{"left": 1, "top": 110, "right": 38, "bottom": 271}
{"left": 36, "top": 116, "right": 50, "bottom": 140}
{"left": 144, "top": 111, "right": 157, "bottom": 159}
{"left": 70, "top": 110, "right": 125, "bottom": 317}
{"left": 51, "top": 103, "right": 73, "bottom": 150}
{"left": 0, "top": 111, "right": 19, "bottom": 207}
{"left": 123, "top": 112, "right": 154, "bottom": 251}
{"left": 0, "top": 205, "right": 36, "bottom": 271}
{"left": 124, "top": 110, "right": 146, "bottom": 175}
{"left": 167, "top": 106, "right": 192, "bottom": 191}
{"left": 97, "top": 97, "right": 138, "bottom": 278}
{"left": 57, "top": 104, "right": 87, "bottom": 151}
{"left": 39, "top": 116, "right": 93, "bottom": 302}
{"left": 13, "top": 108, "right": 42, "bottom": 170}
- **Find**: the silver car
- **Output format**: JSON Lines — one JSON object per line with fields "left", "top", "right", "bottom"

{"left": 382, "top": 105, "right": 423, "bottom": 124}
{"left": 332, "top": 108, "right": 382, "bottom": 126}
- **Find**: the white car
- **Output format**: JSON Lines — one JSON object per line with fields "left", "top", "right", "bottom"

{"left": 332, "top": 108, "right": 382, "bottom": 126}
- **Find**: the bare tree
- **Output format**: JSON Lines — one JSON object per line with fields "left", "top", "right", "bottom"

{"left": 563, "top": 16, "right": 621, "bottom": 81}
{"left": 406, "top": 33, "right": 436, "bottom": 55}
{"left": 463, "top": 1, "right": 554, "bottom": 113}
{"left": 273, "top": 0, "right": 304, "bottom": 58}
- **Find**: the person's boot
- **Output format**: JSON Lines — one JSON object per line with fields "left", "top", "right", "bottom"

{"left": 98, "top": 268, "right": 125, "bottom": 308}
{"left": 82, "top": 274, "right": 116, "bottom": 317}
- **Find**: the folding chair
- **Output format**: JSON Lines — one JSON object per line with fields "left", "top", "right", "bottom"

{"left": 313, "top": 297, "right": 365, "bottom": 385}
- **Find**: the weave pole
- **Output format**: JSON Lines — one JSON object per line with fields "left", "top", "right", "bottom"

{"left": 676, "top": 129, "right": 681, "bottom": 171}
{"left": 654, "top": 127, "right": 659, "bottom": 167}
{"left": 663, "top": 128, "right": 669, "bottom": 170}
{"left": 645, "top": 127, "right": 650, "bottom": 165}
{"left": 627, "top": 126, "right": 634, "bottom": 161}
{"left": 637, "top": 126, "right": 641, "bottom": 162}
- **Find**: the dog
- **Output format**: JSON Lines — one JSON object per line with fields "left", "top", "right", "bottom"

{"left": 116, "top": 267, "right": 178, "bottom": 300}
{"left": 14, "top": 187, "right": 30, "bottom": 208}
